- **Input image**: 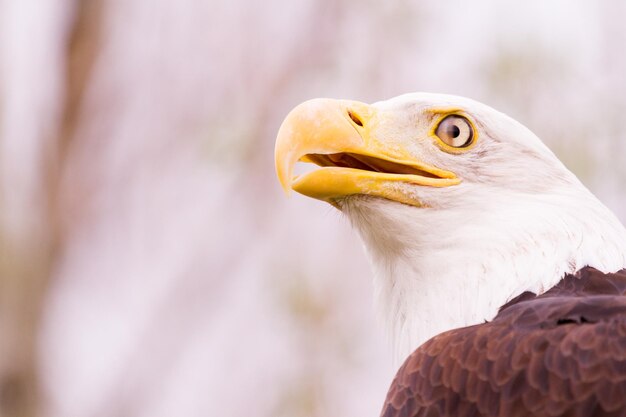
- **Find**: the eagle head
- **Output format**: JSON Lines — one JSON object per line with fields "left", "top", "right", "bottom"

{"left": 275, "top": 93, "right": 626, "bottom": 359}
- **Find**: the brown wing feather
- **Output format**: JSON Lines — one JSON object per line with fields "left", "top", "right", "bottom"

{"left": 381, "top": 267, "right": 626, "bottom": 417}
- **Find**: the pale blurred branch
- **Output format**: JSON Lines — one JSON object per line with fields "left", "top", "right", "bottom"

{"left": 0, "top": 1, "right": 98, "bottom": 415}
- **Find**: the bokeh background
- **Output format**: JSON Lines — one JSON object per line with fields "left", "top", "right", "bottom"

{"left": 1, "top": 1, "right": 626, "bottom": 416}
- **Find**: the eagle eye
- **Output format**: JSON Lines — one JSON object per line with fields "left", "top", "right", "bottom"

{"left": 435, "top": 115, "right": 474, "bottom": 148}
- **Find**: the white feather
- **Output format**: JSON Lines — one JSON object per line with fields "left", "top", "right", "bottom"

{"left": 338, "top": 93, "right": 626, "bottom": 362}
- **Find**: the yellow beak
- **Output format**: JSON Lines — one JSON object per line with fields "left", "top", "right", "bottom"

{"left": 275, "top": 98, "right": 460, "bottom": 207}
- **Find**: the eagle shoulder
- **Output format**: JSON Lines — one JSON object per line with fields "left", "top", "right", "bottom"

{"left": 381, "top": 267, "right": 626, "bottom": 417}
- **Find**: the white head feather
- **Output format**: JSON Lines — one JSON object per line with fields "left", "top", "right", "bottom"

{"left": 338, "top": 93, "right": 626, "bottom": 361}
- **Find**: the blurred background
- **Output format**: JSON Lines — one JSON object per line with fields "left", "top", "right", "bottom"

{"left": 1, "top": 1, "right": 625, "bottom": 416}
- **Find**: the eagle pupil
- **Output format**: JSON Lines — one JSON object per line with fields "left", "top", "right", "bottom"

{"left": 450, "top": 125, "right": 460, "bottom": 138}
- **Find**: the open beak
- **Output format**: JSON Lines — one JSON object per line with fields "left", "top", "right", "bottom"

{"left": 275, "top": 98, "right": 460, "bottom": 207}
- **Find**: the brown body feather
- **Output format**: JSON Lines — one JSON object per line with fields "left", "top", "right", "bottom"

{"left": 381, "top": 267, "right": 626, "bottom": 417}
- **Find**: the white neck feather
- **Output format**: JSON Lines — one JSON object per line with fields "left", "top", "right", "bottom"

{"left": 343, "top": 184, "right": 626, "bottom": 362}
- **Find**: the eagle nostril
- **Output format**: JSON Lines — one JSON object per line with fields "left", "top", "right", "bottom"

{"left": 347, "top": 109, "right": 363, "bottom": 127}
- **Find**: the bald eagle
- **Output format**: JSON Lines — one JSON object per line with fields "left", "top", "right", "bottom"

{"left": 274, "top": 94, "right": 626, "bottom": 416}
